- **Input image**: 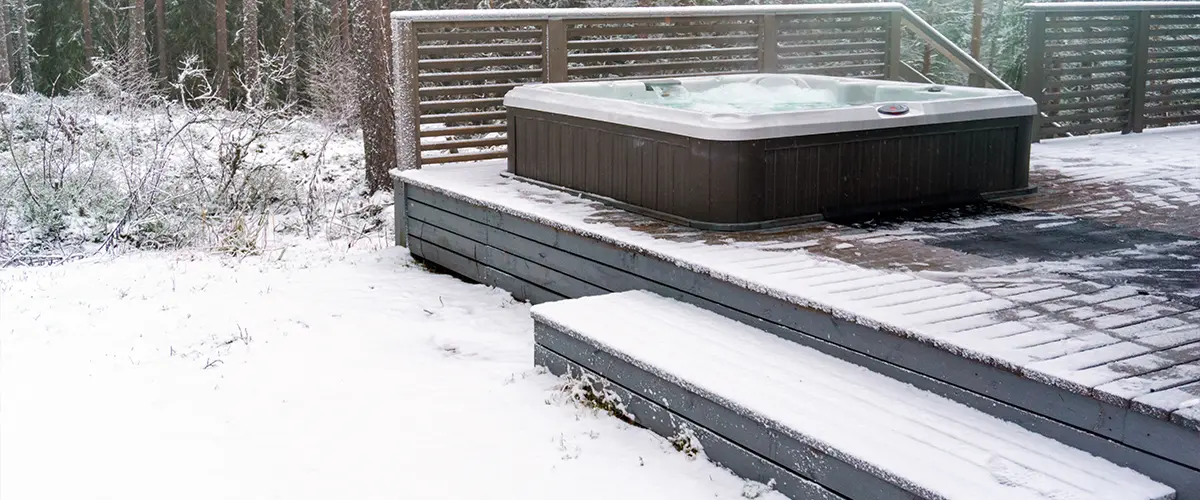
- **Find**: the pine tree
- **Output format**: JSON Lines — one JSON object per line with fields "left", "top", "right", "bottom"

{"left": 336, "top": 0, "right": 350, "bottom": 48}
{"left": 216, "top": 0, "right": 229, "bottom": 100}
{"left": 81, "top": 0, "right": 94, "bottom": 70}
{"left": 129, "top": 0, "right": 150, "bottom": 87}
{"left": 155, "top": 0, "right": 166, "bottom": 83}
{"left": 242, "top": 0, "right": 260, "bottom": 103}
{"left": 0, "top": 0, "right": 11, "bottom": 87}
{"left": 284, "top": 0, "right": 297, "bottom": 103}
{"left": 13, "top": 0, "right": 33, "bottom": 92}
{"left": 350, "top": 0, "right": 396, "bottom": 193}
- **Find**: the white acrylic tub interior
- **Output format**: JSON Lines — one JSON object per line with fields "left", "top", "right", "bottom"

{"left": 503, "top": 74, "right": 1038, "bottom": 141}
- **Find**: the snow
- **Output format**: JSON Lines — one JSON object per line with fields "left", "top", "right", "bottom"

{"left": 0, "top": 93, "right": 783, "bottom": 500}
{"left": 0, "top": 242, "right": 785, "bottom": 500}
{"left": 1032, "top": 124, "right": 1200, "bottom": 204}
{"left": 531, "top": 290, "right": 1173, "bottom": 500}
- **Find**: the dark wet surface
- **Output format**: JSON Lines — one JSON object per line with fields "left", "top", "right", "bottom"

{"left": 831, "top": 201, "right": 1200, "bottom": 307}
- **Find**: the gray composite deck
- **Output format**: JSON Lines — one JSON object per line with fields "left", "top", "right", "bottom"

{"left": 393, "top": 126, "right": 1200, "bottom": 497}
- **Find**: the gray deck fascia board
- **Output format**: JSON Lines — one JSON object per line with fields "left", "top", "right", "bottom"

{"left": 534, "top": 324, "right": 919, "bottom": 500}
{"left": 405, "top": 184, "right": 1200, "bottom": 492}
{"left": 408, "top": 235, "right": 567, "bottom": 305}
{"left": 534, "top": 345, "right": 849, "bottom": 500}
{"left": 394, "top": 177, "right": 408, "bottom": 247}
{"left": 410, "top": 218, "right": 608, "bottom": 299}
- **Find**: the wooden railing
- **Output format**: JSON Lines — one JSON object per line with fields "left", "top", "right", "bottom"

{"left": 1024, "top": 1, "right": 1200, "bottom": 140}
{"left": 390, "top": 3, "right": 1008, "bottom": 170}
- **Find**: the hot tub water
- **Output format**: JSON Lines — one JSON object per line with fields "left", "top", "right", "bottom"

{"left": 638, "top": 78, "right": 847, "bottom": 114}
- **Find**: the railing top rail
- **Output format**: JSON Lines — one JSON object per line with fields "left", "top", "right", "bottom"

{"left": 390, "top": 3, "right": 907, "bottom": 22}
{"left": 1025, "top": 2, "right": 1200, "bottom": 12}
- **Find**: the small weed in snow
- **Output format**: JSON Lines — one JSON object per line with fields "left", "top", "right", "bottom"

{"left": 552, "top": 372, "right": 637, "bottom": 425}
{"left": 668, "top": 425, "right": 703, "bottom": 461}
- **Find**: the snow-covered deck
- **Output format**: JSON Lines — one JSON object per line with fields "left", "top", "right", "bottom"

{"left": 396, "top": 124, "right": 1200, "bottom": 495}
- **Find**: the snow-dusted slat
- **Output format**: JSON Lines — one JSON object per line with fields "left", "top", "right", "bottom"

{"left": 1090, "top": 303, "right": 1196, "bottom": 331}
{"left": 1072, "top": 341, "right": 1200, "bottom": 389}
{"left": 1131, "top": 380, "right": 1200, "bottom": 430}
{"left": 832, "top": 279, "right": 945, "bottom": 301}
{"left": 855, "top": 286, "right": 980, "bottom": 309}
{"left": 1095, "top": 363, "right": 1200, "bottom": 408}
{"left": 807, "top": 273, "right": 916, "bottom": 294}
{"left": 904, "top": 299, "right": 1017, "bottom": 326}
{"left": 1035, "top": 287, "right": 1142, "bottom": 313}
{"left": 532, "top": 291, "right": 1174, "bottom": 500}
{"left": 1017, "top": 331, "right": 1123, "bottom": 362}
{"left": 1114, "top": 315, "right": 1198, "bottom": 340}
{"left": 1004, "top": 286, "right": 1083, "bottom": 304}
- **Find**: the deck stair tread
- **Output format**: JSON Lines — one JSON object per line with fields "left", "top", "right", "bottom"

{"left": 401, "top": 162, "right": 1200, "bottom": 428}
{"left": 532, "top": 290, "right": 1174, "bottom": 500}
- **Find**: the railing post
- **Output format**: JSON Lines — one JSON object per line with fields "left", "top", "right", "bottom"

{"left": 392, "top": 17, "right": 421, "bottom": 172}
{"left": 1128, "top": 10, "right": 1151, "bottom": 133}
{"left": 885, "top": 11, "right": 903, "bottom": 81}
{"left": 1022, "top": 10, "right": 1048, "bottom": 142}
{"left": 544, "top": 18, "right": 568, "bottom": 83}
{"left": 759, "top": 14, "right": 779, "bottom": 73}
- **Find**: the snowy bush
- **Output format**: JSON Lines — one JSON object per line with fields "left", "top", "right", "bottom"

{"left": 0, "top": 76, "right": 381, "bottom": 265}
{"left": 305, "top": 36, "right": 360, "bottom": 133}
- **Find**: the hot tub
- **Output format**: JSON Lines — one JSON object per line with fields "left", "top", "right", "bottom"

{"left": 503, "top": 74, "right": 1038, "bottom": 230}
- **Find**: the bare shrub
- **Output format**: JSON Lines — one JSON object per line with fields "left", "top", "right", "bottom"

{"left": 78, "top": 36, "right": 157, "bottom": 109}
{"left": 305, "top": 35, "right": 360, "bottom": 132}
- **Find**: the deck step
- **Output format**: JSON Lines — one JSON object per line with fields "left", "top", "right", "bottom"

{"left": 531, "top": 290, "right": 1175, "bottom": 500}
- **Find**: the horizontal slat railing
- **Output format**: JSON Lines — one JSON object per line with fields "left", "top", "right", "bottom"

{"left": 1024, "top": 2, "right": 1200, "bottom": 140}
{"left": 391, "top": 3, "right": 1010, "bottom": 170}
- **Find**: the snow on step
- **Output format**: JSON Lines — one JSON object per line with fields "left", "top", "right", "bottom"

{"left": 531, "top": 291, "right": 1173, "bottom": 500}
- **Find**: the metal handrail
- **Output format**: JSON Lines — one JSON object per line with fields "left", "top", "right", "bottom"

{"left": 897, "top": 8, "right": 1010, "bottom": 90}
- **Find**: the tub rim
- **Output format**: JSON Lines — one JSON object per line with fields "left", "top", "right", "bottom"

{"left": 502, "top": 74, "right": 1038, "bottom": 142}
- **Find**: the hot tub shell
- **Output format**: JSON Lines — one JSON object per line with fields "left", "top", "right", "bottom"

{"left": 504, "top": 74, "right": 1038, "bottom": 230}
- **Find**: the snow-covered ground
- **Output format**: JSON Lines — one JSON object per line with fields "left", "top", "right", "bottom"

{"left": 1, "top": 96, "right": 779, "bottom": 500}
{"left": 0, "top": 239, "right": 778, "bottom": 500}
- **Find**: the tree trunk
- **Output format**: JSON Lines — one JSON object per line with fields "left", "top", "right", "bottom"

{"left": 986, "top": 0, "right": 1007, "bottom": 71}
{"left": 130, "top": 0, "right": 150, "bottom": 89}
{"left": 13, "top": 0, "right": 33, "bottom": 92}
{"left": 350, "top": 0, "right": 397, "bottom": 194}
{"left": 0, "top": 0, "right": 11, "bottom": 87}
{"left": 970, "top": 0, "right": 983, "bottom": 60}
{"left": 81, "top": 0, "right": 94, "bottom": 70}
{"left": 284, "top": 0, "right": 296, "bottom": 103}
{"left": 216, "top": 0, "right": 230, "bottom": 100}
{"left": 155, "top": 0, "right": 167, "bottom": 83}
{"left": 379, "top": 0, "right": 392, "bottom": 74}
{"left": 242, "top": 0, "right": 260, "bottom": 104}
{"left": 337, "top": 0, "right": 351, "bottom": 48}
